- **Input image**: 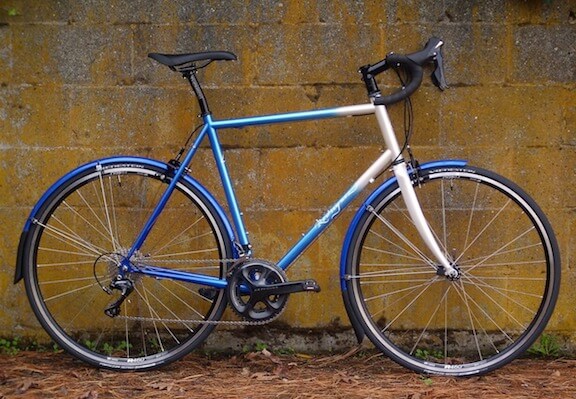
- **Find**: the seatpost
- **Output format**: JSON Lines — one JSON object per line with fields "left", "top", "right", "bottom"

{"left": 183, "top": 70, "right": 210, "bottom": 116}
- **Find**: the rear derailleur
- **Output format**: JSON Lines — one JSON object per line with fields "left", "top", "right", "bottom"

{"left": 103, "top": 278, "right": 134, "bottom": 318}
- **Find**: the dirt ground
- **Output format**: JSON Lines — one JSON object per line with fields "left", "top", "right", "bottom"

{"left": 1, "top": 349, "right": 575, "bottom": 399}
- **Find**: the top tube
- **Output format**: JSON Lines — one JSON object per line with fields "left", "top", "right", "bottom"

{"left": 209, "top": 104, "right": 375, "bottom": 129}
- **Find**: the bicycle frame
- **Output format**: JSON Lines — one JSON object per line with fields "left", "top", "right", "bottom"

{"left": 15, "top": 38, "right": 562, "bottom": 376}
{"left": 124, "top": 102, "right": 457, "bottom": 286}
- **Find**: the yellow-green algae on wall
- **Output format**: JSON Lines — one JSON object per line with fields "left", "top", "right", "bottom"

{"left": 0, "top": 1, "right": 574, "bottom": 348}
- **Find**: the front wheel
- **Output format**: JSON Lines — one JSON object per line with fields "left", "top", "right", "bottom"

{"left": 343, "top": 165, "right": 560, "bottom": 376}
{"left": 22, "top": 159, "right": 234, "bottom": 370}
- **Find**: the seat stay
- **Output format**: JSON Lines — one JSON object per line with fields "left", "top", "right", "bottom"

{"left": 123, "top": 125, "right": 211, "bottom": 264}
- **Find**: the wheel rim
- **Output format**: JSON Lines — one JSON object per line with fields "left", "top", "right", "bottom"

{"left": 348, "top": 168, "right": 558, "bottom": 375}
{"left": 26, "top": 164, "right": 230, "bottom": 368}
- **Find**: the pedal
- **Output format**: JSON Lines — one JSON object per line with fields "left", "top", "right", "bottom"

{"left": 198, "top": 287, "right": 218, "bottom": 300}
{"left": 253, "top": 279, "right": 321, "bottom": 295}
{"left": 301, "top": 279, "right": 321, "bottom": 293}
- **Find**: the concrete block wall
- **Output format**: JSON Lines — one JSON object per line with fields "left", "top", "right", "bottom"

{"left": 0, "top": 1, "right": 574, "bottom": 344}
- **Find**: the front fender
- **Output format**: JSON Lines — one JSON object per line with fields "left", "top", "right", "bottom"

{"left": 15, "top": 156, "right": 235, "bottom": 283}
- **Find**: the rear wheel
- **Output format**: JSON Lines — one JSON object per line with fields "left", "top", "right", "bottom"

{"left": 23, "top": 160, "right": 233, "bottom": 370}
{"left": 344, "top": 165, "right": 560, "bottom": 376}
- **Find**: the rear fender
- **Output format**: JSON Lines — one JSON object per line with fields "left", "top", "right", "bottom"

{"left": 14, "top": 156, "right": 236, "bottom": 283}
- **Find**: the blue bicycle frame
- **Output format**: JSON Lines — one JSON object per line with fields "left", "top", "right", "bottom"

{"left": 123, "top": 102, "right": 460, "bottom": 286}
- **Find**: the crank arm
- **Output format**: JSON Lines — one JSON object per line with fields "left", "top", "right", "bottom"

{"left": 253, "top": 279, "right": 321, "bottom": 296}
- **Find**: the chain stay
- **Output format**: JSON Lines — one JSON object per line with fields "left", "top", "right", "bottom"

{"left": 117, "top": 255, "right": 286, "bottom": 326}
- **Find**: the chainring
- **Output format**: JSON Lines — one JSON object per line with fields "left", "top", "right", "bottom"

{"left": 226, "top": 259, "right": 289, "bottom": 322}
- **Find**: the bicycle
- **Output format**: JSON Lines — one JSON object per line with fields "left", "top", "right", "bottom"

{"left": 14, "top": 37, "right": 560, "bottom": 376}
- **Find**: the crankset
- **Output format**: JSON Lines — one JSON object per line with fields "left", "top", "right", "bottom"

{"left": 226, "top": 259, "right": 320, "bottom": 322}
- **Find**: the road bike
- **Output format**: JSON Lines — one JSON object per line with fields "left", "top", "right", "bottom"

{"left": 14, "top": 38, "right": 560, "bottom": 376}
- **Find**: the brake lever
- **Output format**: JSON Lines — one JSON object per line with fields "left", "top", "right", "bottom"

{"left": 431, "top": 49, "right": 448, "bottom": 91}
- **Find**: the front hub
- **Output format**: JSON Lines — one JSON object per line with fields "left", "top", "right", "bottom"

{"left": 436, "top": 264, "right": 461, "bottom": 281}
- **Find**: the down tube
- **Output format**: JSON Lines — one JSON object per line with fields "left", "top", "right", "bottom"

{"left": 276, "top": 184, "right": 362, "bottom": 270}
{"left": 277, "top": 150, "right": 394, "bottom": 270}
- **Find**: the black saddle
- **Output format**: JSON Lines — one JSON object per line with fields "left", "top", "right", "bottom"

{"left": 148, "top": 51, "right": 237, "bottom": 71}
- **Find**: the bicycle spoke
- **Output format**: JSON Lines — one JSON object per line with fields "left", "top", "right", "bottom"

{"left": 410, "top": 285, "right": 451, "bottom": 357}
{"left": 152, "top": 232, "right": 217, "bottom": 258}
{"left": 451, "top": 280, "right": 515, "bottom": 342}
{"left": 75, "top": 190, "right": 119, "bottom": 248}
{"left": 454, "top": 198, "right": 512, "bottom": 265}
{"left": 450, "top": 284, "right": 503, "bottom": 357}
{"left": 363, "top": 278, "right": 436, "bottom": 304}
{"left": 124, "top": 307, "right": 131, "bottom": 358}
{"left": 463, "top": 273, "right": 545, "bottom": 290}
{"left": 60, "top": 199, "right": 119, "bottom": 249}
{"left": 440, "top": 178, "right": 448, "bottom": 255}
{"left": 364, "top": 245, "right": 427, "bottom": 263}
{"left": 456, "top": 279, "right": 483, "bottom": 360}
{"left": 366, "top": 230, "right": 427, "bottom": 263}
{"left": 171, "top": 279, "right": 215, "bottom": 304}
{"left": 387, "top": 197, "right": 453, "bottom": 265}
{"left": 154, "top": 280, "right": 208, "bottom": 320}
{"left": 97, "top": 171, "right": 119, "bottom": 253}
{"left": 38, "top": 260, "right": 97, "bottom": 268}
{"left": 38, "top": 246, "right": 95, "bottom": 258}
{"left": 380, "top": 278, "right": 439, "bottom": 332}
{"left": 39, "top": 275, "right": 105, "bottom": 285}
{"left": 42, "top": 280, "right": 102, "bottom": 303}
{"left": 369, "top": 208, "right": 437, "bottom": 269}
{"left": 136, "top": 284, "right": 168, "bottom": 352}
{"left": 463, "top": 182, "right": 481, "bottom": 251}
{"left": 135, "top": 282, "right": 191, "bottom": 350}
{"left": 463, "top": 227, "right": 537, "bottom": 274}
{"left": 355, "top": 268, "right": 436, "bottom": 279}
{"left": 60, "top": 284, "right": 105, "bottom": 332}
{"left": 36, "top": 219, "right": 107, "bottom": 258}
{"left": 458, "top": 242, "right": 544, "bottom": 266}
{"left": 151, "top": 247, "right": 220, "bottom": 259}
{"left": 462, "top": 273, "right": 543, "bottom": 314}
{"left": 149, "top": 215, "right": 207, "bottom": 256}
{"left": 27, "top": 163, "right": 231, "bottom": 369}
{"left": 108, "top": 176, "right": 121, "bottom": 249}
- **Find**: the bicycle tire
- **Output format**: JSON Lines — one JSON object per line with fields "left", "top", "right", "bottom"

{"left": 22, "top": 159, "right": 234, "bottom": 370}
{"left": 343, "top": 165, "right": 560, "bottom": 376}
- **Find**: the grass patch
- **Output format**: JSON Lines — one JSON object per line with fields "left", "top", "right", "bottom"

{"left": 527, "top": 334, "right": 561, "bottom": 358}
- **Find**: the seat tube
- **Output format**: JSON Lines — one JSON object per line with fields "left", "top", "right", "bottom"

{"left": 204, "top": 115, "right": 251, "bottom": 253}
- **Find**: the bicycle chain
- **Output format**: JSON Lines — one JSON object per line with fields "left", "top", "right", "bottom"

{"left": 116, "top": 311, "right": 283, "bottom": 326}
{"left": 117, "top": 256, "right": 287, "bottom": 326}
{"left": 150, "top": 257, "right": 237, "bottom": 265}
